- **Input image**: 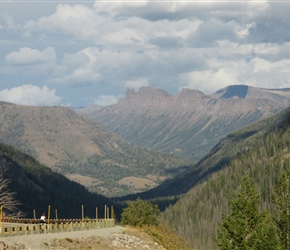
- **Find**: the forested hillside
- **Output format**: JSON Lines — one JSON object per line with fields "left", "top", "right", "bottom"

{"left": 0, "top": 143, "right": 121, "bottom": 219}
{"left": 160, "top": 107, "right": 290, "bottom": 249}
{"left": 0, "top": 101, "right": 191, "bottom": 197}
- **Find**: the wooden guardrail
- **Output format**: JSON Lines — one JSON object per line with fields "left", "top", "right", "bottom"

{"left": 0, "top": 219, "right": 115, "bottom": 237}
{"left": 1, "top": 217, "right": 105, "bottom": 224}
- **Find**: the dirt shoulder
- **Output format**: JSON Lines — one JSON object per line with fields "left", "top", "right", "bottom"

{"left": 0, "top": 225, "right": 166, "bottom": 250}
{"left": 1, "top": 225, "right": 123, "bottom": 249}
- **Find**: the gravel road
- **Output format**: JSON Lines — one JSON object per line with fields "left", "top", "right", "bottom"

{"left": 1, "top": 225, "right": 124, "bottom": 249}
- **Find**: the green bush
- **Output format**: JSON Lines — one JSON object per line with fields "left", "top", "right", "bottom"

{"left": 121, "top": 198, "right": 160, "bottom": 227}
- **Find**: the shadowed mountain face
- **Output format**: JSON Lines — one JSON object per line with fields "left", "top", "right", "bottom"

{"left": 0, "top": 143, "right": 119, "bottom": 219}
{"left": 219, "top": 85, "right": 248, "bottom": 99}
{"left": 0, "top": 102, "right": 190, "bottom": 197}
{"left": 77, "top": 85, "right": 290, "bottom": 162}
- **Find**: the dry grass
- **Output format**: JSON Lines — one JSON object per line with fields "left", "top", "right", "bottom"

{"left": 117, "top": 176, "right": 157, "bottom": 189}
{"left": 66, "top": 174, "right": 103, "bottom": 187}
{"left": 142, "top": 223, "right": 194, "bottom": 250}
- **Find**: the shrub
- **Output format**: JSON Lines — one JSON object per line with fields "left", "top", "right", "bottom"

{"left": 121, "top": 198, "right": 160, "bottom": 227}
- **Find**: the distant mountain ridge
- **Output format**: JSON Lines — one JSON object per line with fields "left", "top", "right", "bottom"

{"left": 78, "top": 85, "right": 290, "bottom": 162}
{"left": 0, "top": 102, "right": 190, "bottom": 197}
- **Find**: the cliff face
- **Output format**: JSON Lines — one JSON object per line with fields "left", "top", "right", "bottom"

{"left": 80, "top": 85, "right": 290, "bottom": 162}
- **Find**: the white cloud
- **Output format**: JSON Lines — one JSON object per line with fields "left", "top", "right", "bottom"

{"left": 1, "top": 1, "right": 290, "bottom": 107}
{"left": 178, "top": 68, "right": 239, "bottom": 94}
{"left": 50, "top": 48, "right": 102, "bottom": 86}
{"left": 25, "top": 4, "right": 104, "bottom": 42}
{"left": 93, "top": 95, "right": 120, "bottom": 106}
{"left": 0, "top": 84, "right": 62, "bottom": 106}
{"left": 51, "top": 67, "right": 102, "bottom": 86}
{"left": 93, "top": 1, "right": 268, "bottom": 22}
{"left": 5, "top": 47, "right": 56, "bottom": 65}
{"left": 0, "top": 13, "right": 18, "bottom": 29}
{"left": 178, "top": 54, "right": 290, "bottom": 94}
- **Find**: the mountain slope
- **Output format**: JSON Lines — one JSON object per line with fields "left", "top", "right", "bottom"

{"left": 0, "top": 142, "right": 120, "bottom": 219}
{"left": 0, "top": 102, "right": 191, "bottom": 197}
{"left": 119, "top": 105, "right": 290, "bottom": 201}
{"left": 79, "top": 85, "right": 290, "bottom": 162}
{"left": 160, "top": 106, "right": 290, "bottom": 249}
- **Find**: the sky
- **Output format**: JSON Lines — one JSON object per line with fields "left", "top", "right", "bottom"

{"left": 1, "top": 0, "right": 290, "bottom": 107}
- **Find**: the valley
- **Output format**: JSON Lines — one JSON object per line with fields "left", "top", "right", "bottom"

{"left": 1, "top": 85, "right": 290, "bottom": 249}
{"left": 78, "top": 85, "right": 290, "bottom": 162}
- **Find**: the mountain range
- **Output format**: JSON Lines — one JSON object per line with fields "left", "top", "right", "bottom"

{"left": 77, "top": 85, "right": 290, "bottom": 162}
{"left": 1, "top": 84, "right": 290, "bottom": 249}
{"left": 0, "top": 101, "right": 190, "bottom": 197}
{"left": 109, "top": 103, "right": 290, "bottom": 249}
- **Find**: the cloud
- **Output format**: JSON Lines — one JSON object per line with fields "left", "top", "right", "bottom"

{"left": 93, "top": 95, "right": 120, "bottom": 106}
{"left": 5, "top": 47, "right": 56, "bottom": 65}
{"left": 0, "top": 84, "right": 62, "bottom": 106}
{"left": 246, "top": 20, "right": 290, "bottom": 44}
{"left": 178, "top": 68, "right": 239, "bottom": 94}
{"left": 1, "top": 1, "right": 290, "bottom": 107}
{"left": 50, "top": 48, "right": 102, "bottom": 86}
{"left": 24, "top": 4, "right": 104, "bottom": 42}
{"left": 93, "top": 1, "right": 268, "bottom": 22}
{"left": 124, "top": 77, "right": 149, "bottom": 90}
{"left": 178, "top": 55, "right": 290, "bottom": 94}
{"left": 0, "top": 13, "right": 18, "bottom": 30}
{"left": 189, "top": 19, "right": 239, "bottom": 47}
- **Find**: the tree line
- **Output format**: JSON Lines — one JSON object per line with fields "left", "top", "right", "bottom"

{"left": 215, "top": 171, "right": 290, "bottom": 249}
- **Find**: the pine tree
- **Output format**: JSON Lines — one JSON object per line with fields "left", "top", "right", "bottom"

{"left": 273, "top": 168, "right": 290, "bottom": 250}
{"left": 214, "top": 175, "right": 281, "bottom": 249}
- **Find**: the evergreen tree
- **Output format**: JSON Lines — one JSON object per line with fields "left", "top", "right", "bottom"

{"left": 273, "top": 168, "right": 290, "bottom": 250}
{"left": 214, "top": 175, "right": 281, "bottom": 249}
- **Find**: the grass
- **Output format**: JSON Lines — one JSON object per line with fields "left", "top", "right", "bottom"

{"left": 142, "top": 223, "right": 194, "bottom": 250}
{"left": 123, "top": 223, "right": 194, "bottom": 250}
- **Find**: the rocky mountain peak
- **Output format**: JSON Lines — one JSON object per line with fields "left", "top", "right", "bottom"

{"left": 120, "top": 87, "right": 173, "bottom": 109}
{"left": 178, "top": 88, "right": 207, "bottom": 99}
{"left": 125, "top": 87, "right": 172, "bottom": 100}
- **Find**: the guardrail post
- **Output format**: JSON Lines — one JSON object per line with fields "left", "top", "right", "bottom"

{"left": 8, "top": 227, "right": 12, "bottom": 237}
{"left": 15, "top": 226, "right": 19, "bottom": 235}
